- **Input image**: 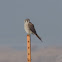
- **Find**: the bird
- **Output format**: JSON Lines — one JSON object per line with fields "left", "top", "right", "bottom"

{"left": 24, "top": 18, "right": 42, "bottom": 42}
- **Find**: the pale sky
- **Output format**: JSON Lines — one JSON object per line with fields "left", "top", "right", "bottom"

{"left": 0, "top": 0, "right": 62, "bottom": 50}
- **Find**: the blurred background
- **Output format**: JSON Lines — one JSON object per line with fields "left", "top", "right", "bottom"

{"left": 0, "top": 0, "right": 62, "bottom": 62}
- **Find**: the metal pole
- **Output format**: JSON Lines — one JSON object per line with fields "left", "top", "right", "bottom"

{"left": 27, "top": 35, "right": 31, "bottom": 62}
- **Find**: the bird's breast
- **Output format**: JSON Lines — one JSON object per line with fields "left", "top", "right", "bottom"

{"left": 24, "top": 23, "right": 32, "bottom": 34}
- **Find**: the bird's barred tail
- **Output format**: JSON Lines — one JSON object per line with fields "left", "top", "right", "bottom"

{"left": 35, "top": 33, "right": 42, "bottom": 42}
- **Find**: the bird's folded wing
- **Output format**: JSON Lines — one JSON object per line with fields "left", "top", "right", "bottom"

{"left": 28, "top": 22, "right": 37, "bottom": 34}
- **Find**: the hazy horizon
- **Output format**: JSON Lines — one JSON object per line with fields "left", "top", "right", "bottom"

{"left": 0, "top": 47, "right": 62, "bottom": 62}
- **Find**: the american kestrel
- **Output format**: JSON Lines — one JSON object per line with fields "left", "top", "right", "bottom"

{"left": 24, "top": 19, "right": 42, "bottom": 42}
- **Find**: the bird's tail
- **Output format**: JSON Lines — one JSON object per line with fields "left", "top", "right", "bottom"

{"left": 35, "top": 33, "right": 42, "bottom": 42}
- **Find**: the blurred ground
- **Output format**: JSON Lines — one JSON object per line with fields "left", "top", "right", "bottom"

{"left": 0, "top": 47, "right": 62, "bottom": 62}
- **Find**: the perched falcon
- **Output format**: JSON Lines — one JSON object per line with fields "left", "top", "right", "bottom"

{"left": 24, "top": 19, "right": 42, "bottom": 42}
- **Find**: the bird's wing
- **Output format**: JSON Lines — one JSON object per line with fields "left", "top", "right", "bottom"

{"left": 28, "top": 22, "right": 42, "bottom": 41}
{"left": 28, "top": 22, "right": 37, "bottom": 34}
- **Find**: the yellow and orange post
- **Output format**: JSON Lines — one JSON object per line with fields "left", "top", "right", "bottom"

{"left": 27, "top": 35, "right": 31, "bottom": 62}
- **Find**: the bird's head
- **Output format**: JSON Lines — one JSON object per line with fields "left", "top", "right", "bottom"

{"left": 24, "top": 19, "right": 30, "bottom": 23}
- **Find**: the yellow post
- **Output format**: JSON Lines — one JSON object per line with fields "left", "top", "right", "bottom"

{"left": 27, "top": 35, "right": 31, "bottom": 62}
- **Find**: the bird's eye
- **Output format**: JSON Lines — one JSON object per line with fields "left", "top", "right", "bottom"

{"left": 27, "top": 20, "right": 28, "bottom": 22}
